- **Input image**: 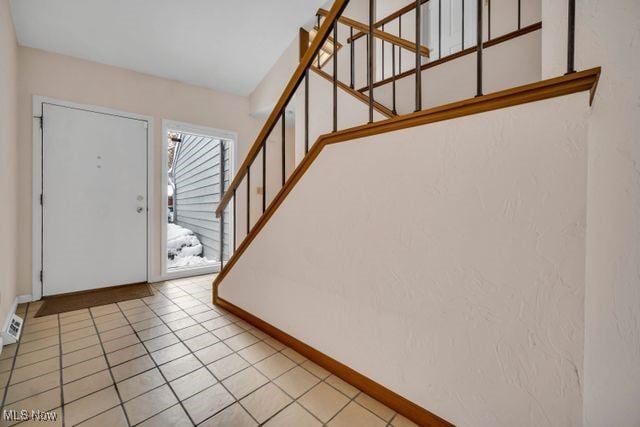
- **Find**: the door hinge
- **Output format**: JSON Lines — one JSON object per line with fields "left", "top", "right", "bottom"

{"left": 38, "top": 116, "right": 43, "bottom": 130}
{"left": 39, "top": 270, "right": 43, "bottom": 282}
{"left": 40, "top": 194, "right": 43, "bottom": 205}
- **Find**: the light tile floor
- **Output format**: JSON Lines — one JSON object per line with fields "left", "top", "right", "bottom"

{"left": 0, "top": 275, "right": 417, "bottom": 426}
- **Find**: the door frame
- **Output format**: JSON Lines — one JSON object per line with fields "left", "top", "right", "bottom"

{"left": 160, "top": 119, "right": 237, "bottom": 281}
{"left": 31, "top": 96, "right": 155, "bottom": 300}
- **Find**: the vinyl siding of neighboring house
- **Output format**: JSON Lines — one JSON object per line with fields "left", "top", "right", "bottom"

{"left": 172, "top": 134, "right": 232, "bottom": 263}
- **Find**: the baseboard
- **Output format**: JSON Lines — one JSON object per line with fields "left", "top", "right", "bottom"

{"left": 17, "top": 294, "right": 33, "bottom": 304}
{"left": 214, "top": 296, "right": 454, "bottom": 427}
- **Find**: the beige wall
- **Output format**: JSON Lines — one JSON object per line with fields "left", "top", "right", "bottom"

{"left": 16, "top": 47, "right": 264, "bottom": 295}
{"left": 577, "top": 1, "right": 640, "bottom": 426}
{"left": 0, "top": 0, "right": 18, "bottom": 328}
{"left": 222, "top": 92, "right": 590, "bottom": 426}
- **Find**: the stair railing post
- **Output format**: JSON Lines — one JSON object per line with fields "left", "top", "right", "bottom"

{"left": 305, "top": 69, "right": 309, "bottom": 153}
{"left": 438, "top": 0, "right": 442, "bottom": 58}
{"left": 246, "top": 166, "right": 250, "bottom": 234}
{"left": 333, "top": 22, "right": 338, "bottom": 132}
{"left": 462, "top": 0, "right": 465, "bottom": 49}
{"left": 281, "top": 111, "right": 286, "bottom": 187}
{"left": 566, "top": 0, "right": 576, "bottom": 74}
{"left": 368, "top": 0, "right": 374, "bottom": 123}
{"left": 392, "top": 43, "right": 397, "bottom": 114}
{"left": 517, "top": 0, "right": 521, "bottom": 30}
{"left": 381, "top": 24, "right": 385, "bottom": 79}
{"left": 219, "top": 140, "right": 225, "bottom": 269}
{"left": 232, "top": 188, "right": 236, "bottom": 252}
{"left": 350, "top": 26, "right": 355, "bottom": 88}
{"left": 399, "top": 15, "right": 402, "bottom": 72}
{"left": 415, "top": 0, "right": 422, "bottom": 111}
{"left": 476, "top": 0, "right": 483, "bottom": 96}
{"left": 261, "top": 140, "right": 266, "bottom": 213}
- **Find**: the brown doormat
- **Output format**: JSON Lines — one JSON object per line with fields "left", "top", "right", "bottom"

{"left": 35, "top": 283, "right": 153, "bottom": 317}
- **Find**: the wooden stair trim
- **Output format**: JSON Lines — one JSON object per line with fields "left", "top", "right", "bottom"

{"left": 213, "top": 68, "right": 600, "bottom": 295}
{"left": 216, "top": 0, "right": 350, "bottom": 217}
{"left": 358, "top": 21, "right": 543, "bottom": 93}
{"left": 311, "top": 65, "right": 396, "bottom": 118}
{"left": 349, "top": 0, "right": 431, "bottom": 44}
{"left": 317, "top": 8, "right": 430, "bottom": 57}
{"left": 214, "top": 296, "right": 455, "bottom": 426}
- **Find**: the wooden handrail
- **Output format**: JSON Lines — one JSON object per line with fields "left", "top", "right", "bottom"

{"left": 215, "top": 0, "right": 350, "bottom": 217}
{"left": 317, "top": 8, "right": 429, "bottom": 57}
{"left": 349, "top": 0, "right": 430, "bottom": 43}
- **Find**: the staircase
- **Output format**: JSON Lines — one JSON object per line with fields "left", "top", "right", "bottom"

{"left": 211, "top": 0, "right": 600, "bottom": 425}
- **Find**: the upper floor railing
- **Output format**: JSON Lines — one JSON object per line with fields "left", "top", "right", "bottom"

{"left": 214, "top": 0, "right": 578, "bottom": 271}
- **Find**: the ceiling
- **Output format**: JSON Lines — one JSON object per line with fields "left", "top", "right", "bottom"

{"left": 10, "top": 0, "right": 325, "bottom": 96}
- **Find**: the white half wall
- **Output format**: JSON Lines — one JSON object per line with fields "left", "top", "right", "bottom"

{"left": 220, "top": 92, "right": 590, "bottom": 426}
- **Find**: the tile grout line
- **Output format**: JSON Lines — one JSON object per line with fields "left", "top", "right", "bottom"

{"left": 154, "top": 281, "right": 328, "bottom": 425}
{"left": 56, "top": 308, "right": 66, "bottom": 427}
{"left": 6, "top": 278, "right": 400, "bottom": 427}
{"left": 151, "top": 282, "right": 329, "bottom": 426}
{"left": 110, "top": 301, "right": 198, "bottom": 427}
{"left": 136, "top": 294, "right": 249, "bottom": 426}
{"left": 87, "top": 306, "right": 134, "bottom": 426}
{"left": 144, "top": 283, "right": 267, "bottom": 425}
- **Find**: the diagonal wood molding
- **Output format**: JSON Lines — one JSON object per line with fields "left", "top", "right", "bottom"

{"left": 317, "top": 8, "right": 430, "bottom": 57}
{"left": 311, "top": 65, "right": 396, "bottom": 118}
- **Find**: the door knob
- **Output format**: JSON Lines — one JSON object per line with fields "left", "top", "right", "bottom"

{"left": 137, "top": 207, "right": 144, "bottom": 213}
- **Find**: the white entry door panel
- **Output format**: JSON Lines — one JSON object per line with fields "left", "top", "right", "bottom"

{"left": 42, "top": 104, "right": 148, "bottom": 296}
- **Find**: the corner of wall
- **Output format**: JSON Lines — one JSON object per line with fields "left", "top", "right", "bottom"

{"left": 0, "top": 0, "right": 19, "bottom": 339}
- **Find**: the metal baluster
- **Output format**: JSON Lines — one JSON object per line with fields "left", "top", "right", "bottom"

{"left": 439, "top": 0, "right": 442, "bottom": 59}
{"left": 476, "top": 0, "right": 483, "bottom": 96}
{"left": 317, "top": 15, "right": 321, "bottom": 67}
{"left": 399, "top": 15, "right": 402, "bottom": 72}
{"left": 246, "top": 166, "right": 250, "bottom": 234}
{"left": 488, "top": 0, "right": 491, "bottom": 40}
{"left": 368, "top": 0, "right": 374, "bottom": 123}
{"left": 415, "top": 0, "right": 422, "bottom": 111}
{"left": 567, "top": 0, "right": 575, "bottom": 74}
{"left": 382, "top": 24, "right": 385, "bottom": 79}
{"left": 350, "top": 26, "right": 355, "bottom": 88}
{"left": 392, "top": 43, "right": 397, "bottom": 114}
{"left": 518, "top": 0, "right": 521, "bottom": 30}
{"left": 333, "top": 22, "right": 338, "bottom": 132}
{"left": 281, "top": 111, "right": 285, "bottom": 186}
{"left": 219, "top": 140, "right": 225, "bottom": 269}
{"left": 233, "top": 189, "right": 236, "bottom": 252}
{"left": 462, "top": 0, "right": 465, "bottom": 49}
{"left": 305, "top": 69, "right": 309, "bottom": 153}
{"left": 261, "top": 140, "right": 266, "bottom": 213}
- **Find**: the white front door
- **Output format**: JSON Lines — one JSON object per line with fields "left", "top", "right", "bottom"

{"left": 42, "top": 103, "right": 148, "bottom": 296}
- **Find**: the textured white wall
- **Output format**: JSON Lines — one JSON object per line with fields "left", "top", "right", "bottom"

{"left": 0, "top": 0, "right": 18, "bottom": 328}
{"left": 221, "top": 92, "right": 590, "bottom": 426}
{"left": 577, "top": 1, "right": 640, "bottom": 426}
